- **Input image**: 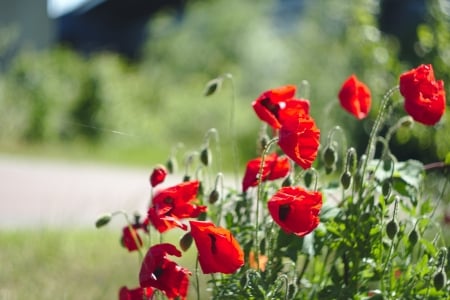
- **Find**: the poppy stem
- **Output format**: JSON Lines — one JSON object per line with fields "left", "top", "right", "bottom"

{"left": 255, "top": 137, "right": 279, "bottom": 271}
{"left": 359, "top": 85, "right": 399, "bottom": 194}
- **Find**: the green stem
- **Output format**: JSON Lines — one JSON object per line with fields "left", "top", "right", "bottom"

{"left": 255, "top": 137, "right": 279, "bottom": 271}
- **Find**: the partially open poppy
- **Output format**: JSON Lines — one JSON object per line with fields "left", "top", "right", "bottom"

{"left": 150, "top": 165, "right": 167, "bottom": 187}
{"left": 253, "top": 85, "right": 309, "bottom": 130}
{"left": 278, "top": 115, "right": 320, "bottom": 169}
{"left": 189, "top": 220, "right": 244, "bottom": 274}
{"left": 399, "top": 64, "right": 446, "bottom": 126}
{"left": 147, "top": 181, "right": 207, "bottom": 233}
{"left": 242, "top": 153, "right": 290, "bottom": 192}
{"left": 121, "top": 225, "right": 143, "bottom": 252}
{"left": 119, "top": 286, "right": 153, "bottom": 300}
{"left": 139, "top": 243, "right": 191, "bottom": 300}
{"left": 268, "top": 186, "right": 322, "bottom": 237}
{"left": 338, "top": 74, "right": 372, "bottom": 120}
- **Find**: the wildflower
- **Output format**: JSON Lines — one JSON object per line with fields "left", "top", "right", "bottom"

{"left": 253, "top": 85, "right": 309, "bottom": 129}
{"left": 278, "top": 114, "right": 320, "bottom": 169}
{"left": 139, "top": 243, "right": 190, "bottom": 300}
{"left": 242, "top": 153, "right": 290, "bottom": 192}
{"left": 338, "top": 74, "right": 372, "bottom": 119}
{"left": 248, "top": 251, "right": 268, "bottom": 272}
{"left": 150, "top": 165, "right": 168, "bottom": 187}
{"left": 399, "top": 64, "right": 446, "bottom": 126}
{"left": 147, "top": 181, "right": 207, "bottom": 233}
{"left": 189, "top": 220, "right": 244, "bottom": 274}
{"left": 121, "top": 225, "right": 143, "bottom": 252}
{"left": 268, "top": 186, "right": 322, "bottom": 237}
{"left": 119, "top": 286, "right": 153, "bottom": 300}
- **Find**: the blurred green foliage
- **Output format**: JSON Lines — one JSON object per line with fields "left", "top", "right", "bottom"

{"left": 0, "top": 0, "right": 448, "bottom": 167}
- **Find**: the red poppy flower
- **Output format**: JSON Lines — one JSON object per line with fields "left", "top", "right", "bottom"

{"left": 139, "top": 243, "right": 191, "bottom": 300}
{"left": 147, "top": 181, "right": 207, "bottom": 233}
{"left": 121, "top": 225, "right": 143, "bottom": 252}
{"left": 338, "top": 75, "right": 371, "bottom": 120}
{"left": 399, "top": 64, "right": 446, "bottom": 126}
{"left": 150, "top": 165, "right": 167, "bottom": 187}
{"left": 119, "top": 286, "right": 153, "bottom": 300}
{"left": 252, "top": 85, "right": 310, "bottom": 129}
{"left": 189, "top": 220, "right": 244, "bottom": 274}
{"left": 268, "top": 186, "right": 322, "bottom": 237}
{"left": 278, "top": 114, "right": 320, "bottom": 169}
{"left": 242, "top": 153, "right": 290, "bottom": 192}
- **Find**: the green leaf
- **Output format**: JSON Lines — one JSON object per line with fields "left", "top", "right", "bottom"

{"left": 445, "top": 152, "right": 450, "bottom": 165}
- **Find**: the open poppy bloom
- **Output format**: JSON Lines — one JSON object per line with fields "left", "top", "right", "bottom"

{"left": 121, "top": 225, "right": 143, "bottom": 252}
{"left": 139, "top": 243, "right": 191, "bottom": 300}
{"left": 150, "top": 165, "right": 167, "bottom": 187}
{"left": 119, "top": 286, "right": 153, "bottom": 300}
{"left": 268, "top": 186, "right": 322, "bottom": 237}
{"left": 399, "top": 64, "right": 446, "bottom": 126}
{"left": 147, "top": 181, "right": 207, "bottom": 233}
{"left": 278, "top": 114, "right": 320, "bottom": 169}
{"left": 252, "top": 85, "right": 310, "bottom": 130}
{"left": 242, "top": 153, "right": 290, "bottom": 192}
{"left": 338, "top": 74, "right": 372, "bottom": 120}
{"left": 189, "top": 220, "right": 244, "bottom": 274}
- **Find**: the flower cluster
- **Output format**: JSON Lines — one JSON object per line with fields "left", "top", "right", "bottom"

{"left": 98, "top": 64, "right": 448, "bottom": 299}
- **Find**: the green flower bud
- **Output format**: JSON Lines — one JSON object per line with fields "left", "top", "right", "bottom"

{"left": 204, "top": 78, "right": 222, "bottom": 96}
{"left": 95, "top": 213, "right": 112, "bottom": 228}
{"left": 282, "top": 175, "right": 293, "bottom": 187}
{"left": 183, "top": 174, "right": 191, "bottom": 182}
{"left": 386, "top": 219, "right": 399, "bottom": 240}
{"left": 166, "top": 157, "right": 177, "bottom": 174}
{"left": 408, "top": 229, "right": 419, "bottom": 246}
{"left": 197, "top": 211, "right": 207, "bottom": 221}
{"left": 382, "top": 180, "right": 391, "bottom": 197}
{"left": 382, "top": 156, "right": 393, "bottom": 172}
{"left": 179, "top": 232, "right": 193, "bottom": 252}
{"left": 208, "top": 189, "right": 220, "bottom": 204}
{"left": 200, "top": 147, "right": 212, "bottom": 166}
{"left": 323, "top": 146, "right": 338, "bottom": 168}
{"left": 304, "top": 172, "right": 313, "bottom": 188}
{"left": 433, "top": 271, "right": 446, "bottom": 291}
{"left": 340, "top": 171, "right": 352, "bottom": 190}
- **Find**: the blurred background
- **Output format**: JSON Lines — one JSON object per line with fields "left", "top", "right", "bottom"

{"left": 0, "top": 0, "right": 449, "bottom": 299}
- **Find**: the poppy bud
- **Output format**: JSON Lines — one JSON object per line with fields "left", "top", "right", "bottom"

{"left": 382, "top": 156, "right": 393, "bottom": 172}
{"left": 287, "top": 283, "right": 298, "bottom": 299}
{"left": 382, "top": 180, "right": 391, "bottom": 197}
{"left": 323, "top": 146, "right": 338, "bottom": 168}
{"left": 399, "top": 116, "right": 414, "bottom": 128}
{"left": 197, "top": 211, "right": 207, "bottom": 221}
{"left": 95, "top": 213, "right": 112, "bottom": 228}
{"left": 408, "top": 229, "right": 419, "bottom": 246}
{"left": 208, "top": 189, "right": 220, "bottom": 204}
{"left": 204, "top": 78, "right": 222, "bottom": 96}
{"left": 433, "top": 271, "right": 446, "bottom": 291}
{"left": 259, "top": 134, "right": 270, "bottom": 152}
{"left": 340, "top": 171, "right": 352, "bottom": 190}
{"left": 200, "top": 147, "right": 212, "bottom": 166}
{"left": 282, "top": 175, "right": 293, "bottom": 187}
{"left": 386, "top": 219, "right": 398, "bottom": 240}
{"left": 179, "top": 232, "right": 193, "bottom": 252}
{"left": 166, "top": 157, "right": 177, "bottom": 174}
{"left": 304, "top": 172, "right": 313, "bottom": 188}
{"left": 183, "top": 174, "right": 191, "bottom": 182}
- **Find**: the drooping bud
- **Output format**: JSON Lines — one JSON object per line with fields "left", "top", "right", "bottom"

{"left": 304, "top": 171, "right": 313, "bottom": 188}
{"left": 382, "top": 155, "right": 393, "bottom": 172}
{"left": 208, "top": 189, "right": 220, "bottom": 204}
{"left": 433, "top": 271, "right": 446, "bottom": 291}
{"left": 386, "top": 219, "right": 399, "bottom": 240}
{"left": 282, "top": 175, "right": 293, "bottom": 187}
{"left": 95, "top": 213, "right": 112, "bottom": 228}
{"left": 408, "top": 228, "right": 419, "bottom": 246}
{"left": 179, "top": 232, "right": 193, "bottom": 252}
{"left": 340, "top": 171, "right": 352, "bottom": 190}
{"left": 150, "top": 165, "right": 167, "bottom": 187}
{"left": 166, "top": 157, "right": 177, "bottom": 174}
{"left": 323, "top": 145, "right": 338, "bottom": 168}
{"left": 204, "top": 77, "right": 223, "bottom": 96}
{"left": 200, "top": 146, "right": 212, "bottom": 166}
{"left": 382, "top": 180, "right": 391, "bottom": 198}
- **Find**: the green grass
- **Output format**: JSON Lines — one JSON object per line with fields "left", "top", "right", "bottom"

{"left": 0, "top": 229, "right": 207, "bottom": 300}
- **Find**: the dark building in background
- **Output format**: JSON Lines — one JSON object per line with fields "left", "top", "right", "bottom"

{"left": 52, "top": 0, "right": 186, "bottom": 60}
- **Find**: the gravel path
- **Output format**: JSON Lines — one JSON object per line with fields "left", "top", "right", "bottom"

{"left": 0, "top": 155, "right": 162, "bottom": 228}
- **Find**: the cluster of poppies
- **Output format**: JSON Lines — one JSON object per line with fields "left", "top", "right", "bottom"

{"left": 117, "top": 64, "right": 446, "bottom": 300}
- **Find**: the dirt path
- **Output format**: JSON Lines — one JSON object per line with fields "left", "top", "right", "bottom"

{"left": 0, "top": 155, "right": 161, "bottom": 228}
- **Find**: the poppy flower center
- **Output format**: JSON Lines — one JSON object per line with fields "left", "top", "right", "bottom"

{"left": 260, "top": 97, "right": 280, "bottom": 118}
{"left": 208, "top": 233, "right": 217, "bottom": 254}
{"left": 153, "top": 267, "right": 163, "bottom": 279}
{"left": 278, "top": 204, "right": 291, "bottom": 221}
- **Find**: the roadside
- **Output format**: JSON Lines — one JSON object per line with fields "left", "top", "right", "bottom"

{"left": 0, "top": 155, "right": 157, "bottom": 228}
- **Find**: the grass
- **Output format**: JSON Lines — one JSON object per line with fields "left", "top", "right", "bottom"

{"left": 0, "top": 229, "right": 207, "bottom": 300}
